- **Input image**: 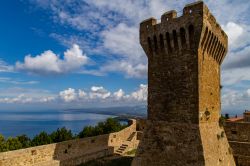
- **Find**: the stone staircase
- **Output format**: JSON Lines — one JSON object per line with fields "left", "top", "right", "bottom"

{"left": 115, "top": 131, "right": 137, "bottom": 155}
{"left": 115, "top": 144, "right": 128, "bottom": 154}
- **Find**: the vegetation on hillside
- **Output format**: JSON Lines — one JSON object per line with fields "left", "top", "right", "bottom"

{"left": 0, "top": 118, "right": 127, "bottom": 152}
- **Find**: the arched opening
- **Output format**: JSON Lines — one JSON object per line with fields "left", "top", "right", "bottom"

{"left": 173, "top": 30, "right": 179, "bottom": 51}
{"left": 166, "top": 32, "right": 172, "bottom": 54}
{"left": 180, "top": 27, "right": 186, "bottom": 49}
{"left": 201, "top": 27, "right": 208, "bottom": 47}
{"left": 153, "top": 35, "right": 158, "bottom": 53}
{"left": 159, "top": 34, "right": 164, "bottom": 50}
{"left": 188, "top": 25, "right": 195, "bottom": 48}
{"left": 147, "top": 37, "right": 152, "bottom": 53}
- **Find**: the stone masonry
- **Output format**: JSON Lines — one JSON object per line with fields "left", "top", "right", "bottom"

{"left": 224, "top": 111, "right": 250, "bottom": 166}
{"left": 0, "top": 120, "right": 139, "bottom": 166}
{"left": 132, "top": 1, "right": 235, "bottom": 166}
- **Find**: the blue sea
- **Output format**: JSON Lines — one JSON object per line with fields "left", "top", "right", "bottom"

{"left": 0, "top": 110, "right": 114, "bottom": 138}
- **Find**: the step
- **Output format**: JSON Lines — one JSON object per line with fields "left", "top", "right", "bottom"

{"left": 118, "top": 148, "right": 125, "bottom": 151}
{"left": 116, "top": 150, "right": 123, "bottom": 153}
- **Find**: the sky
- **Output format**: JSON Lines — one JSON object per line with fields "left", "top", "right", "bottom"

{"left": 0, "top": 0, "right": 249, "bottom": 115}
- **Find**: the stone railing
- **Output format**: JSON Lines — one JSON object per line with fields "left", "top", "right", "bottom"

{"left": 0, "top": 119, "right": 137, "bottom": 166}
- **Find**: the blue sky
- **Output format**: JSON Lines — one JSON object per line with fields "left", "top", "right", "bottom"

{"left": 0, "top": 0, "right": 249, "bottom": 115}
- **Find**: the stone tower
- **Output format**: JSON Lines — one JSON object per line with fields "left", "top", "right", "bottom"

{"left": 132, "top": 1, "right": 235, "bottom": 166}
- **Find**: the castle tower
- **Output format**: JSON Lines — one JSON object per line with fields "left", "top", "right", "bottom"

{"left": 132, "top": 1, "right": 235, "bottom": 166}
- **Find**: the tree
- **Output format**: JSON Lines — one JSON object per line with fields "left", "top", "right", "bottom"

{"left": 5, "top": 137, "right": 22, "bottom": 151}
{"left": 78, "top": 126, "right": 95, "bottom": 138}
{"left": 17, "top": 135, "right": 31, "bottom": 148}
{"left": 50, "top": 127, "right": 73, "bottom": 143}
{"left": 31, "top": 131, "right": 52, "bottom": 146}
{"left": 78, "top": 118, "right": 127, "bottom": 138}
{"left": 0, "top": 134, "right": 8, "bottom": 152}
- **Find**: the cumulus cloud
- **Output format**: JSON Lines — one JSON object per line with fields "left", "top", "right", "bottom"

{"left": 0, "top": 88, "right": 56, "bottom": 104}
{"left": 28, "top": 0, "right": 250, "bottom": 81}
{"left": 16, "top": 44, "right": 89, "bottom": 75}
{"left": 89, "top": 86, "right": 111, "bottom": 99}
{"left": 59, "top": 84, "right": 148, "bottom": 103}
{"left": 131, "top": 84, "right": 148, "bottom": 101}
{"left": 59, "top": 88, "right": 77, "bottom": 102}
{"left": 222, "top": 22, "right": 243, "bottom": 46}
{"left": 113, "top": 89, "right": 125, "bottom": 100}
{"left": 222, "top": 88, "right": 250, "bottom": 113}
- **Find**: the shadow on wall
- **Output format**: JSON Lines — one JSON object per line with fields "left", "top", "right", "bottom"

{"left": 52, "top": 134, "right": 113, "bottom": 166}
{"left": 0, "top": 119, "right": 138, "bottom": 166}
{"left": 52, "top": 119, "right": 138, "bottom": 166}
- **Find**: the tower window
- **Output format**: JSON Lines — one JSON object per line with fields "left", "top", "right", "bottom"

{"left": 147, "top": 37, "right": 152, "bottom": 53}
{"left": 180, "top": 27, "right": 186, "bottom": 49}
{"left": 166, "top": 32, "right": 172, "bottom": 53}
{"left": 154, "top": 35, "right": 158, "bottom": 52}
{"left": 188, "top": 25, "right": 195, "bottom": 48}
{"left": 159, "top": 34, "right": 164, "bottom": 50}
{"left": 173, "top": 30, "right": 179, "bottom": 51}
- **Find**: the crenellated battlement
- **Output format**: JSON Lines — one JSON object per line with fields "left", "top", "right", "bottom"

{"left": 140, "top": 1, "right": 228, "bottom": 65}
{"left": 133, "top": 1, "right": 235, "bottom": 165}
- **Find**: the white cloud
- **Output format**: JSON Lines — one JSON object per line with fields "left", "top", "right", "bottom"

{"left": 0, "top": 84, "right": 148, "bottom": 106}
{"left": 59, "top": 88, "right": 77, "bottom": 102}
{"left": 101, "top": 60, "right": 147, "bottom": 78}
{"left": 89, "top": 86, "right": 111, "bottom": 99}
{"left": 222, "top": 88, "right": 250, "bottom": 113}
{"left": 78, "top": 89, "right": 87, "bottom": 99}
{"left": 29, "top": 0, "right": 250, "bottom": 81}
{"left": 0, "top": 77, "right": 38, "bottom": 85}
{"left": 222, "top": 22, "right": 243, "bottom": 46}
{"left": 113, "top": 89, "right": 125, "bottom": 100}
{"left": 0, "top": 60, "right": 14, "bottom": 73}
{"left": 16, "top": 44, "right": 89, "bottom": 75}
{"left": 130, "top": 84, "right": 148, "bottom": 101}
{"left": 221, "top": 44, "right": 250, "bottom": 85}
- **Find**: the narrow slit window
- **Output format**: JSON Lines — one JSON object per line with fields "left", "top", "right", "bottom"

{"left": 173, "top": 30, "right": 179, "bottom": 51}
{"left": 166, "top": 32, "right": 172, "bottom": 53}
{"left": 154, "top": 35, "right": 158, "bottom": 52}
{"left": 188, "top": 25, "right": 195, "bottom": 48}
{"left": 180, "top": 28, "right": 186, "bottom": 49}
{"left": 159, "top": 34, "right": 164, "bottom": 50}
{"left": 147, "top": 37, "right": 152, "bottom": 53}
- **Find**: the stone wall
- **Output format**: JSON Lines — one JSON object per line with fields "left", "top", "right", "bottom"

{"left": 0, "top": 119, "right": 138, "bottom": 166}
{"left": 224, "top": 122, "right": 250, "bottom": 166}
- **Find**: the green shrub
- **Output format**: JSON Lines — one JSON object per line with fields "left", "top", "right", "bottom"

{"left": 31, "top": 131, "right": 52, "bottom": 146}
{"left": 78, "top": 118, "right": 127, "bottom": 138}
{"left": 50, "top": 127, "right": 74, "bottom": 143}
{"left": 17, "top": 135, "right": 31, "bottom": 148}
{"left": 0, "top": 118, "right": 127, "bottom": 152}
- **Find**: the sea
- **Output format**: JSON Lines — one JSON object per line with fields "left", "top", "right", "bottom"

{"left": 0, "top": 110, "right": 115, "bottom": 138}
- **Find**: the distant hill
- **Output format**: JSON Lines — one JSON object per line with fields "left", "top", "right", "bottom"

{"left": 67, "top": 105, "right": 147, "bottom": 118}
